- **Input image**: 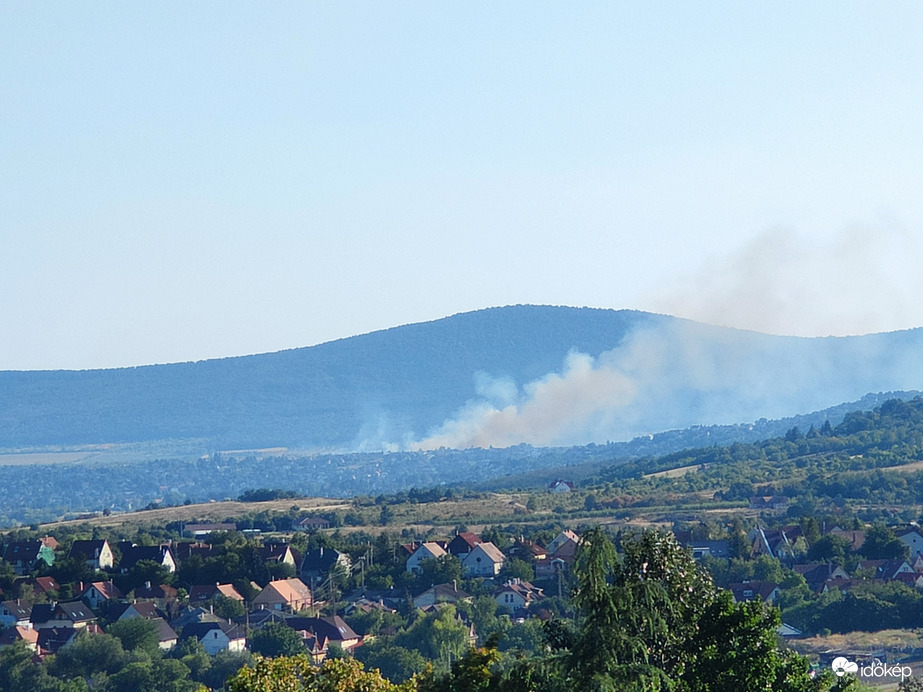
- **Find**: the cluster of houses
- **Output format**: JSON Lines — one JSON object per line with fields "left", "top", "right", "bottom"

{"left": 0, "top": 527, "right": 580, "bottom": 661}
{"left": 402, "top": 528, "right": 579, "bottom": 585}
{"left": 679, "top": 523, "right": 923, "bottom": 608}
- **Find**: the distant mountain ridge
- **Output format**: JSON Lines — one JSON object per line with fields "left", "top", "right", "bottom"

{"left": 2, "top": 305, "right": 923, "bottom": 452}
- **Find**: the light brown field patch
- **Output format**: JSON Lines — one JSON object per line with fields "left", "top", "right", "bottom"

{"left": 0, "top": 451, "right": 97, "bottom": 466}
{"left": 643, "top": 463, "right": 708, "bottom": 479}
{"left": 42, "top": 497, "right": 350, "bottom": 530}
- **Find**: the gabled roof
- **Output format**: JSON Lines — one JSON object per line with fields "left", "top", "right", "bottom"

{"left": 169, "top": 606, "right": 223, "bottom": 631}
{"left": 412, "top": 542, "right": 448, "bottom": 560}
{"left": 414, "top": 582, "right": 472, "bottom": 603}
{"left": 728, "top": 581, "right": 780, "bottom": 602}
{"left": 468, "top": 542, "right": 506, "bottom": 564}
{"left": 189, "top": 583, "right": 244, "bottom": 603}
{"left": 253, "top": 578, "right": 312, "bottom": 606}
{"left": 240, "top": 609, "right": 293, "bottom": 629}
{"left": 180, "top": 620, "right": 247, "bottom": 642}
{"left": 36, "top": 626, "right": 80, "bottom": 655}
{"left": 3, "top": 540, "right": 44, "bottom": 562}
{"left": 286, "top": 615, "right": 359, "bottom": 643}
{"left": 134, "top": 583, "right": 178, "bottom": 600}
{"left": 0, "top": 625, "right": 39, "bottom": 648}
{"left": 495, "top": 579, "right": 544, "bottom": 600}
{"left": 1, "top": 600, "right": 33, "bottom": 620}
{"left": 150, "top": 617, "right": 179, "bottom": 643}
{"left": 33, "top": 576, "right": 61, "bottom": 594}
{"left": 171, "top": 542, "right": 224, "bottom": 561}
{"left": 115, "top": 601, "right": 165, "bottom": 620}
{"left": 57, "top": 601, "right": 96, "bottom": 623}
{"left": 119, "top": 544, "right": 174, "bottom": 570}
{"left": 83, "top": 581, "right": 122, "bottom": 601}
{"left": 447, "top": 533, "right": 481, "bottom": 556}
{"left": 257, "top": 544, "right": 294, "bottom": 562}
{"left": 301, "top": 547, "right": 349, "bottom": 574}
{"left": 68, "top": 539, "right": 110, "bottom": 560}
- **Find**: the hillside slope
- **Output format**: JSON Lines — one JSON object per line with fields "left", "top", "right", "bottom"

{"left": 2, "top": 305, "right": 923, "bottom": 451}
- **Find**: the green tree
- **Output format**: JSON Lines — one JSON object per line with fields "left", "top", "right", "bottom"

{"left": 354, "top": 642, "right": 428, "bottom": 684}
{"left": 249, "top": 623, "right": 306, "bottom": 658}
{"left": 227, "top": 655, "right": 414, "bottom": 692}
{"left": 107, "top": 617, "right": 161, "bottom": 657}
{"left": 860, "top": 523, "right": 909, "bottom": 560}
{"left": 50, "top": 631, "right": 126, "bottom": 680}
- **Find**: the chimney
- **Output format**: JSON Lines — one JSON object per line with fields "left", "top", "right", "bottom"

{"left": 144, "top": 581, "right": 151, "bottom": 590}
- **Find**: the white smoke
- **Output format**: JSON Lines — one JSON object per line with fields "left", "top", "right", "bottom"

{"left": 645, "top": 224, "right": 923, "bottom": 337}
{"left": 410, "top": 315, "right": 923, "bottom": 450}
{"left": 414, "top": 351, "right": 637, "bottom": 450}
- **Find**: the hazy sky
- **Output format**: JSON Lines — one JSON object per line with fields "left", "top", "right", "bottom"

{"left": 3, "top": 3, "right": 923, "bottom": 371}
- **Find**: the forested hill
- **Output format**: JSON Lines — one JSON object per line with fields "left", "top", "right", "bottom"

{"left": 2, "top": 305, "right": 923, "bottom": 452}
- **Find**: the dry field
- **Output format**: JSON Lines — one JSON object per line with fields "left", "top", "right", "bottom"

{"left": 0, "top": 451, "right": 99, "bottom": 466}
{"left": 42, "top": 497, "right": 350, "bottom": 531}
{"left": 643, "top": 463, "right": 708, "bottom": 479}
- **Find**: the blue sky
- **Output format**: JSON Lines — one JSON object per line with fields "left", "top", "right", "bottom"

{"left": 3, "top": 3, "right": 923, "bottom": 370}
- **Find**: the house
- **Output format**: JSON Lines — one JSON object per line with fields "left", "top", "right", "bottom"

{"left": 549, "top": 480, "right": 574, "bottom": 493}
{"left": 239, "top": 608, "right": 293, "bottom": 631}
{"left": 344, "top": 597, "right": 398, "bottom": 616}
{"left": 257, "top": 543, "right": 298, "bottom": 568}
{"left": 286, "top": 615, "right": 362, "bottom": 655}
{"left": 172, "top": 542, "right": 224, "bottom": 562}
{"left": 31, "top": 601, "right": 97, "bottom": 630}
{"left": 21, "top": 576, "right": 61, "bottom": 599}
{"left": 188, "top": 583, "right": 245, "bottom": 606}
{"left": 293, "top": 516, "right": 331, "bottom": 532}
{"left": 112, "top": 601, "right": 166, "bottom": 621}
{"left": 828, "top": 527, "right": 866, "bottom": 552}
{"left": 793, "top": 563, "right": 850, "bottom": 592}
{"left": 169, "top": 606, "right": 223, "bottom": 633}
{"left": 535, "top": 531, "right": 581, "bottom": 579}
{"left": 406, "top": 542, "right": 448, "bottom": 574}
{"left": 507, "top": 538, "right": 547, "bottom": 563}
{"left": 0, "top": 625, "right": 40, "bottom": 652}
{"left": 118, "top": 544, "right": 177, "bottom": 573}
{"left": 728, "top": 581, "right": 781, "bottom": 604}
{"left": 447, "top": 532, "right": 481, "bottom": 559}
{"left": 545, "top": 530, "right": 580, "bottom": 557}
{"left": 68, "top": 540, "right": 115, "bottom": 570}
{"left": 778, "top": 623, "right": 803, "bottom": 637}
{"left": 133, "top": 582, "right": 179, "bottom": 606}
{"left": 150, "top": 618, "right": 179, "bottom": 650}
{"left": 898, "top": 528, "right": 923, "bottom": 557}
{"left": 52, "top": 601, "right": 97, "bottom": 629}
{"left": 494, "top": 579, "right": 545, "bottom": 612}
{"left": 36, "top": 626, "right": 83, "bottom": 656}
{"left": 750, "top": 525, "right": 805, "bottom": 559}
{"left": 2, "top": 540, "right": 55, "bottom": 574}
{"left": 0, "top": 600, "right": 33, "bottom": 628}
{"left": 301, "top": 547, "right": 351, "bottom": 584}
{"left": 251, "top": 578, "right": 313, "bottom": 612}
{"left": 855, "top": 559, "right": 915, "bottom": 581}
{"left": 461, "top": 542, "right": 506, "bottom": 577}
{"left": 893, "top": 572, "right": 923, "bottom": 589}
{"left": 688, "top": 540, "right": 730, "bottom": 560}
{"left": 81, "top": 581, "right": 123, "bottom": 609}
{"left": 180, "top": 621, "right": 247, "bottom": 655}
{"left": 413, "top": 583, "right": 472, "bottom": 609}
